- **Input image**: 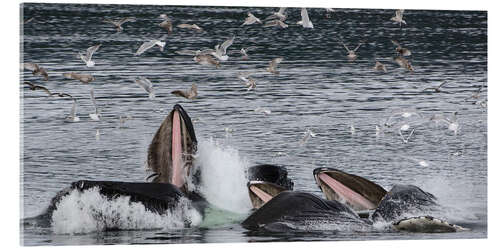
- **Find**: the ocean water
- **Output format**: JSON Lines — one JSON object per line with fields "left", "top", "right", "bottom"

{"left": 20, "top": 3, "right": 487, "bottom": 246}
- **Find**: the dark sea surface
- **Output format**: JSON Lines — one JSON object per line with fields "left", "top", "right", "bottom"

{"left": 20, "top": 3, "right": 487, "bottom": 246}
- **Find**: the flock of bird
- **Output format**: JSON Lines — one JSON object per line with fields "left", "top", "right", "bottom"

{"left": 21, "top": 6, "right": 486, "bottom": 146}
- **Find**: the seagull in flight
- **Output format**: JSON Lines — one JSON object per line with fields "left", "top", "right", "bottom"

{"left": 338, "top": 39, "right": 363, "bottom": 61}
{"left": 23, "top": 81, "right": 51, "bottom": 96}
{"left": 238, "top": 72, "right": 257, "bottom": 91}
{"left": 172, "top": 84, "right": 198, "bottom": 99}
{"left": 22, "top": 62, "right": 49, "bottom": 81}
{"left": 159, "top": 14, "right": 173, "bottom": 34}
{"left": 67, "top": 99, "right": 80, "bottom": 122}
{"left": 263, "top": 19, "right": 288, "bottom": 28}
{"left": 265, "top": 7, "right": 287, "bottom": 21}
{"left": 394, "top": 56, "right": 414, "bottom": 72}
{"left": 63, "top": 72, "right": 95, "bottom": 84}
{"left": 423, "top": 81, "right": 448, "bottom": 93}
{"left": 135, "top": 35, "right": 167, "bottom": 56}
{"left": 177, "top": 23, "right": 203, "bottom": 31}
{"left": 266, "top": 57, "right": 283, "bottom": 75}
{"left": 134, "top": 77, "right": 155, "bottom": 99}
{"left": 239, "top": 46, "right": 257, "bottom": 59}
{"left": 390, "top": 9, "right": 406, "bottom": 27}
{"left": 242, "top": 12, "right": 262, "bottom": 26}
{"left": 297, "top": 8, "right": 314, "bottom": 28}
{"left": 391, "top": 40, "right": 411, "bottom": 56}
{"left": 103, "top": 17, "right": 136, "bottom": 32}
{"left": 194, "top": 54, "right": 220, "bottom": 68}
{"left": 89, "top": 88, "right": 100, "bottom": 121}
{"left": 211, "top": 36, "right": 235, "bottom": 61}
{"left": 373, "top": 61, "right": 388, "bottom": 73}
{"left": 299, "top": 128, "right": 317, "bottom": 145}
{"left": 78, "top": 44, "right": 101, "bottom": 67}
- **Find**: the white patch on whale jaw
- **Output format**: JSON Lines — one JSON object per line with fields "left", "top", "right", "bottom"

{"left": 393, "top": 216, "right": 469, "bottom": 233}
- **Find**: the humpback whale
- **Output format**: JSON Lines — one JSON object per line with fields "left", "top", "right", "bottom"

{"left": 242, "top": 191, "right": 370, "bottom": 232}
{"left": 33, "top": 104, "right": 205, "bottom": 228}
{"left": 312, "top": 167, "right": 468, "bottom": 233}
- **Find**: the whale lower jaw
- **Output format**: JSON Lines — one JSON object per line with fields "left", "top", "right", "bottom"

{"left": 313, "top": 167, "right": 387, "bottom": 211}
{"left": 247, "top": 181, "right": 288, "bottom": 209}
{"left": 393, "top": 216, "right": 469, "bottom": 233}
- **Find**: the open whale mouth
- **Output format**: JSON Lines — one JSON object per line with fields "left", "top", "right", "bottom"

{"left": 313, "top": 167, "right": 387, "bottom": 211}
{"left": 246, "top": 164, "right": 294, "bottom": 209}
{"left": 147, "top": 104, "right": 198, "bottom": 193}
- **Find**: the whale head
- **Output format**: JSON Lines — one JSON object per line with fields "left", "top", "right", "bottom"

{"left": 147, "top": 104, "right": 198, "bottom": 194}
{"left": 246, "top": 164, "right": 294, "bottom": 209}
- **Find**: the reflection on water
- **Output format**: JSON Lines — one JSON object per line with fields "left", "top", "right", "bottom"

{"left": 21, "top": 3, "right": 487, "bottom": 246}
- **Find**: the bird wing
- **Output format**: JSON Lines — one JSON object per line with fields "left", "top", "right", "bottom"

{"left": 438, "top": 81, "right": 448, "bottom": 89}
{"left": 135, "top": 77, "right": 153, "bottom": 93}
{"left": 219, "top": 36, "right": 235, "bottom": 55}
{"left": 135, "top": 40, "right": 156, "bottom": 55}
{"left": 171, "top": 90, "right": 189, "bottom": 98}
{"left": 391, "top": 40, "right": 400, "bottom": 47}
{"left": 353, "top": 42, "right": 363, "bottom": 52}
{"left": 23, "top": 63, "right": 38, "bottom": 71}
{"left": 119, "top": 17, "right": 136, "bottom": 25}
{"left": 70, "top": 99, "right": 77, "bottom": 118}
{"left": 177, "top": 24, "right": 192, "bottom": 28}
{"left": 89, "top": 88, "right": 98, "bottom": 111}
{"left": 301, "top": 8, "right": 310, "bottom": 25}
{"left": 86, "top": 44, "right": 101, "bottom": 59}
{"left": 270, "top": 57, "right": 283, "bottom": 68}
{"left": 396, "top": 9, "right": 404, "bottom": 18}
{"left": 23, "top": 81, "right": 35, "bottom": 88}
{"left": 278, "top": 7, "right": 286, "bottom": 15}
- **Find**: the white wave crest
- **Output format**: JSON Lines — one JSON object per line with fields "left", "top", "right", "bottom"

{"left": 51, "top": 187, "right": 202, "bottom": 234}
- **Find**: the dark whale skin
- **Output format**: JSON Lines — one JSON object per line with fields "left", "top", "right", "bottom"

{"left": 372, "top": 184, "right": 437, "bottom": 222}
{"left": 242, "top": 191, "right": 369, "bottom": 232}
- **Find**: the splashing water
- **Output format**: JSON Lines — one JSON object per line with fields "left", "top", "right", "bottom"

{"left": 51, "top": 187, "right": 202, "bottom": 234}
{"left": 195, "top": 138, "right": 253, "bottom": 214}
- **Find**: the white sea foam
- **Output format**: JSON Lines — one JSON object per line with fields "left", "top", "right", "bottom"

{"left": 195, "top": 138, "right": 253, "bottom": 214}
{"left": 51, "top": 187, "right": 202, "bottom": 234}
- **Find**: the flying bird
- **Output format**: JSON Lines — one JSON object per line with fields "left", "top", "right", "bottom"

{"left": 23, "top": 81, "right": 51, "bottom": 96}
{"left": 373, "top": 61, "right": 388, "bottom": 73}
{"left": 297, "top": 8, "right": 314, "bottom": 28}
{"left": 211, "top": 36, "right": 235, "bottom": 61}
{"left": 63, "top": 72, "right": 95, "bottom": 83}
{"left": 242, "top": 12, "right": 262, "bottom": 26}
{"left": 239, "top": 46, "right": 257, "bottom": 59}
{"left": 394, "top": 56, "right": 414, "bottom": 72}
{"left": 263, "top": 19, "right": 288, "bottom": 28}
{"left": 177, "top": 23, "right": 202, "bottom": 31}
{"left": 339, "top": 40, "right": 363, "bottom": 61}
{"left": 299, "top": 128, "right": 317, "bottom": 145}
{"left": 423, "top": 81, "right": 448, "bottom": 93}
{"left": 67, "top": 99, "right": 80, "bottom": 122}
{"left": 89, "top": 88, "right": 100, "bottom": 121}
{"left": 78, "top": 44, "right": 101, "bottom": 67}
{"left": 171, "top": 84, "right": 198, "bottom": 99}
{"left": 103, "top": 17, "right": 136, "bottom": 32}
{"left": 238, "top": 72, "right": 257, "bottom": 91}
{"left": 266, "top": 57, "right": 283, "bottom": 75}
{"left": 194, "top": 54, "right": 220, "bottom": 68}
{"left": 159, "top": 14, "right": 173, "bottom": 34}
{"left": 135, "top": 35, "right": 167, "bottom": 56}
{"left": 391, "top": 40, "right": 411, "bottom": 56}
{"left": 134, "top": 77, "right": 155, "bottom": 99}
{"left": 265, "top": 7, "right": 287, "bottom": 21}
{"left": 22, "top": 62, "right": 49, "bottom": 81}
{"left": 390, "top": 9, "right": 406, "bottom": 27}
